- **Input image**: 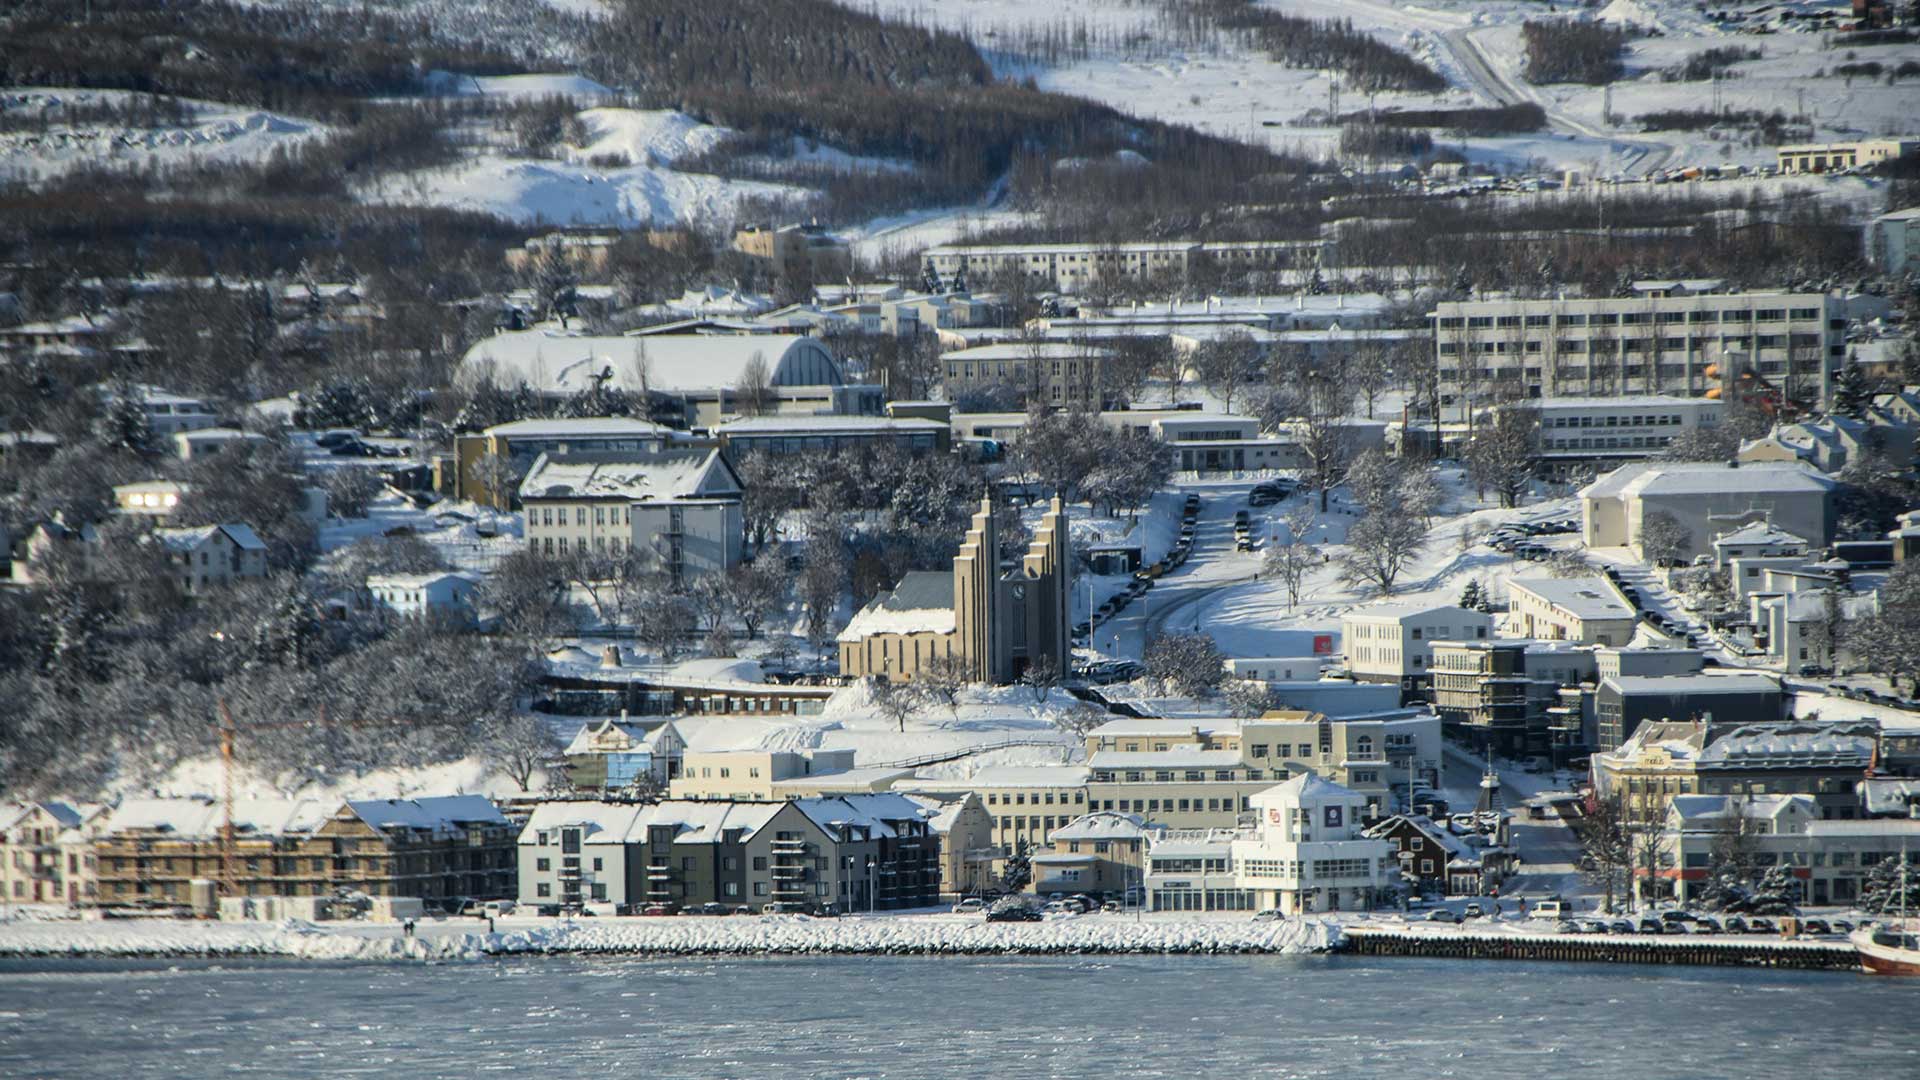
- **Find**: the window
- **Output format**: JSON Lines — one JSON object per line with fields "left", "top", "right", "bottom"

{"left": 536, "top": 858, "right": 551, "bottom": 872}
{"left": 753, "top": 857, "right": 767, "bottom": 871}
{"left": 723, "top": 882, "right": 739, "bottom": 897}
{"left": 536, "top": 883, "right": 551, "bottom": 897}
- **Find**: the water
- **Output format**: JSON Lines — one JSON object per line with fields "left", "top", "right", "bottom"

{"left": 1, "top": 954, "right": 1916, "bottom": 1079}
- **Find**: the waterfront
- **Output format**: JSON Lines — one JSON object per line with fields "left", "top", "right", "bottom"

{"left": 1, "top": 954, "right": 1916, "bottom": 1079}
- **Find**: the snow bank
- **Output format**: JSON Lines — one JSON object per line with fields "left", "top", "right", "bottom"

{"left": 0, "top": 914, "right": 1341, "bottom": 961}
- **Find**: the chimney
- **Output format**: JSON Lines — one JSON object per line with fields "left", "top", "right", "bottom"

{"left": 600, "top": 644, "right": 622, "bottom": 668}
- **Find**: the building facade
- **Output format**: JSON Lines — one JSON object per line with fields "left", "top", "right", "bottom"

{"left": 942, "top": 342, "right": 1109, "bottom": 410}
{"left": 1504, "top": 577, "right": 1638, "bottom": 646}
{"left": 519, "top": 448, "right": 744, "bottom": 582}
{"left": 1230, "top": 775, "right": 1395, "bottom": 914}
{"left": 1341, "top": 603, "right": 1494, "bottom": 692}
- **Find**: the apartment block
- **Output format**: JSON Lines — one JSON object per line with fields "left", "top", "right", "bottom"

{"left": 1429, "top": 287, "right": 1843, "bottom": 407}
{"left": 1519, "top": 395, "right": 1724, "bottom": 475}
{"left": 1341, "top": 602, "right": 1494, "bottom": 692}
{"left": 941, "top": 342, "right": 1109, "bottom": 409}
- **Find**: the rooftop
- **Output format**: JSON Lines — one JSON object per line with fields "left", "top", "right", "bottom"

{"left": 900, "top": 766, "right": 1091, "bottom": 791}
{"left": 1088, "top": 747, "right": 1244, "bottom": 770}
{"left": 483, "top": 417, "right": 671, "bottom": 439}
{"left": 518, "top": 448, "right": 732, "bottom": 502}
{"left": 1602, "top": 673, "right": 1781, "bottom": 696}
{"left": 1509, "top": 577, "right": 1635, "bottom": 621}
{"left": 838, "top": 570, "right": 955, "bottom": 641}
{"left": 1049, "top": 811, "right": 1156, "bottom": 842}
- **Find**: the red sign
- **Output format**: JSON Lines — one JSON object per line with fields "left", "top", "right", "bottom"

{"left": 1313, "top": 634, "right": 1333, "bottom": 655}
{"left": 1267, "top": 808, "right": 1282, "bottom": 824}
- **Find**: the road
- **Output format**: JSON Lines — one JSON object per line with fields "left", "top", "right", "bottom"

{"left": 1103, "top": 484, "right": 1263, "bottom": 656}
{"left": 1437, "top": 27, "right": 1677, "bottom": 177}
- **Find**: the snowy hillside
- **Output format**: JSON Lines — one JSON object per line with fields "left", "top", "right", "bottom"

{"left": 0, "top": 89, "right": 330, "bottom": 184}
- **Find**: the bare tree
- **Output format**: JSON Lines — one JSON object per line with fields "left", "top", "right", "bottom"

{"left": 733, "top": 351, "right": 775, "bottom": 417}
{"left": 1638, "top": 510, "right": 1692, "bottom": 568}
{"left": 1464, "top": 400, "right": 1539, "bottom": 509}
{"left": 1019, "top": 653, "right": 1060, "bottom": 705}
{"left": 557, "top": 547, "right": 626, "bottom": 628}
{"left": 1222, "top": 678, "right": 1272, "bottom": 718}
{"left": 634, "top": 581, "right": 694, "bottom": 661}
{"left": 1350, "top": 341, "right": 1395, "bottom": 419}
{"left": 1338, "top": 511, "right": 1426, "bottom": 596}
{"left": 1191, "top": 330, "right": 1262, "bottom": 415}
{"left": 1143, "top": 631, "right": 1228, "bottom": 698}
{"left": 688, "top": 573, "right": 733, "bottom": 637}
{"left": 481, "top": 549, "right": 571, "bottom": 651}
{"left": 868, "top": 675, "right": 916, "bottom": 733}
{"left": 918, "top": 654, "right": 971, "bottom": 720}
{"left": 1264, "top": 504, "right": 1319, "bottom": 609}
{"left": 1579, "top": 790, "right": 1634, "bottom": 915}
{"left": 483, "top": 713, "right": 558, "bottom": 793}
{"left": 725, "top": 562, "right": 788, "bottom": 640}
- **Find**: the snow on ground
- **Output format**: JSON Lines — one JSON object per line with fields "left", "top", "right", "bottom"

{"left": 314, "top": 492, "right": 522, "bottom": 576}
{"left": 0, "top": 89, "right": 330, "bottom": 184}
{"left": 0, "top": 911, "right": 1342, "bottom": 959}
{"left": 362, "top": 151, "right": 802, "bottom": 228}
{"left": 104, "top": 752, "right": 548, "bottom": 806}
{"left": 419, "top": 72, "right": 615, "bottom": 99}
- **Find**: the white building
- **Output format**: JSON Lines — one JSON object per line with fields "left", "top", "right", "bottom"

{"left": 1230, "top": 774, "right": 1395, "bottom": 914}
{"left": 563, "top": 717, "right": 686, "bottom": 792}
{"left": 1711, "top": 521, "right": 1811, "bottom": 571}
{"left": 113, "top": 480, "right": 191, "bottom": 517}
{"left": 1868, "top": 207, "right": 1920, "bottom": 276}
{"left": 519, "top": 448, "right": 744, "bottom": 582}
{"left": 515, "top": 802, "right": 649, "bottom": 908}
{"left": 127, "top": 387, "right": 219, "bottom": 436}
{"left": 171, "top": 427, "right": 268, "bottom": 461}
{"left": 1580, "top": 460, "right": 1835, "bottom": 562}
{"left": 1341, "top": 603, "right": 1493, "bottom": 689}
{"left": 0, "top": 801, "right": 102, "bottom": 906}
{"left": 1429, "top": 288, "right": 1842, "bottom": 408}
{"left": 1523, "top": 395, "right": 1724, "bottom": 474}
{"left": 1504, "top": 577, "right": 1638, "bottom": 647}
{"left": 150, "top": 523, "right": 268, "bottom": 592}
{"left": 365, "top": 571, "right": 479, "bottom": 621}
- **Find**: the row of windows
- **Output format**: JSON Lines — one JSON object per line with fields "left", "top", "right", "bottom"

{"left": 539, "top": 536, "right": 627, "bottom": 556}
{"left": 532, "top": 505, "right": 631, "bottom": 528}
{"left": 1544, "top": 435, "right": 1675, "bottom": 450}
{"left": 985, "top": 790, "right": 1085, "bottom": 806}
{"left": 1440, "top": 334, "right": 1809, "bottom": 356}
{"left": 1545, "top": 413, "right": 1689, "bottom": 428}
{"left": 1438, "top": 307, "right": 1825, "bottom": 330}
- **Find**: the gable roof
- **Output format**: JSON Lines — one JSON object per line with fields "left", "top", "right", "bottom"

{"left": 462, "top": 330, "right": 843, "bottom": 395}
{"left": 518, "top": 448, "right": 740, "bottom": 502}
{"left": 838, "top": 570, "right": 956, "bottom": 641}
{"left": 344, "top": 795, "right": 507, "bottom": 831}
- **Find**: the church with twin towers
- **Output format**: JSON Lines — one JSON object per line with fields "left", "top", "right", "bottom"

{"left": 837, "top": 496, "right": 1071, "bottom": 685}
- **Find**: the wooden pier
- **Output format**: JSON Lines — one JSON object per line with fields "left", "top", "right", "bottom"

{"left": 1343, "top": 928, "right": 1861, "bottom": 972}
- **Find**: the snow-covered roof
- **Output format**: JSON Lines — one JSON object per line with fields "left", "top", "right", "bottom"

{"left": 942, "top": 342, "right": 1110, "bottom": 361}
{"left": 1668, "top": 793, "right": 1814, "bottom": 828}
{"left": 1252, "top": 772, "right": 1358, "bottom": 807}
{"left": 1583, "top": 460, "right": 1836, "bottom": 501}
{"left": 564, "top": 718, "right": 681, "bottom": 756}
{"left": 519, "top": 801, "right": 647, "bottom": 843}
{"left": 633, "top": 801, "right": 784, "bottom": 845}
{"left": 518, "top": 448, "right": 734, "bottom": 502}
{"left": 713, "top": 416, "right": 946, "bottom": 435}
{"left": 1089, "top": 747, "right": 1243, "bottom": 770}
{"left": 345, "top": 795, "right": 507, "bottom": 831}
{"left": 365, "top": 571, "right": 477, "bottom": 591}
{"left": 1602, "top": 673, "right": 1781, "bottom": 697}
{"left": 483, "top": 417, "right": 671, "bottom": 439}
{"left": 1861, "top": 777, "right": 1920, "bottom": 817}
{"left": 462, "top": 330, "right": 842, "bottom": 395}
{"left": 1342, "top": 601, "right": 1484, "bottom": 623}
{"left": 838, "top": 570, "right": 955, "bottom": 642}
{"left": 902, "top": 766, "right": 1091, "bottom": 790}
{"left": 1697, "top": 722, "right": 1878, "bottom": 770}
{"left": 1086, "top": 717, "right": 1239, "bottom": 738}
{"left": 1048, "top": 811, "right": 1155, "bottom": 843}
{"left": 174, "top": 427, "right": 262, "bottom": 443}
{"left": 149, "top": 523, "right": 266, "bottom": 553}
{"left": 791, "top": 793, "right": 928, "bottom": 840}
{"left": 1510, "top": 578, "right": 1634, "bottom": 621}
{"left": 97, "top": 797, "right": 332, "bottom": 839}
{"left": 1713, "top": 521, "right": 1811, "bottom": 549}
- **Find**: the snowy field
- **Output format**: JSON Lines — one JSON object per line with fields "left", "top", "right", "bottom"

{"left": 0, "top": 912, "right": 1342, "bottom": 960}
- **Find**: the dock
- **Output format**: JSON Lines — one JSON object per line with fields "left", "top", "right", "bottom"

{"left": 1343, "top": 927, "right": 1861, "bottom": 971}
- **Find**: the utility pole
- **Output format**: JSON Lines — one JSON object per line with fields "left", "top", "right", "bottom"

{"left": 217, "top": 700, "right": 238, "bottom": 900}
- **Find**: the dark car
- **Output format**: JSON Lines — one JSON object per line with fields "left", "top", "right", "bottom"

{"left": 1801, "top": 918, "right": 1832, "bottom": 935}
{"left": 986, "top": 904, "right": 1043, "bottom": 923}
{"left": 1747, "top": 917, "right": 1778, "bottom": 934}
{"left": 1637, "top": 918, "right": 1665, "bottom": 933}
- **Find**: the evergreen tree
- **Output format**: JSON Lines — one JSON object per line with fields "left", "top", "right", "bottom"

{"left": 96, "top": 375, "right": 160, "bottom": 460}
{"left": 1860, "top": 852, "right": 1920, "bottom": 915}
{"left": 1002, "top": 839, "right": 1033, "bottom": 893}
{"left": 251, "top": 580, "right": 324, "bottom": 670}
{"left": 1831, "top": 358, "right": 1873, "bottom": 419}
{"left": 1459, "top": 579, "right": 1484, "bottom": 611}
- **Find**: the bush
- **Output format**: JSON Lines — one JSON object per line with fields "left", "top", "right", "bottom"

{"left": 1190, "top": 2, "right": 1447, "bottom": 93}
{"left": 1662, "top": 46, "right": 1761, "bottom": 82}
{"left": 1521, "top": 20, "right": 1630, "bottom": 85}
{"left": 1350, "top": 103, "right": 1547, "bottom": 135}
{"left": 1339, "top": 124, "right": 1433, "bottom": 159}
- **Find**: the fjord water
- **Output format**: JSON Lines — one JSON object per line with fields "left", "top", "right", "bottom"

{"left": 1, "top": 954, "right": 1915, "bottom": 1078}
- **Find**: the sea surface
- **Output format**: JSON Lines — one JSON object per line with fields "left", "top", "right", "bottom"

{"left": 0, "top": 954, "right": 1916, "bottom": 1079}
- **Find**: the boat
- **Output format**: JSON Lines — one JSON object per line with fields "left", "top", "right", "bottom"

{"left": 1853, "top": 920, "right": 1920, "bottom": 976}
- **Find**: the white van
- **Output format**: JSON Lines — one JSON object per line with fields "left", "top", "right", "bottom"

{"left": 1534, "top": 898, "right": 1570, "bottom": 919}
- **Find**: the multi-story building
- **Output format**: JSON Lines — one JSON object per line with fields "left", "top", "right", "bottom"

{"left": 1869, "top": 206, "right": 1920, "bottom": 276}
{"left": 1520, "top": 395, "right": 1725, "bottom": 476}
{"left": 1341, "top": 602, "right": 1494, "bottom": 693}
{"left": 1230, "top": 775, "right": 1396, "bottom": 914}
{"left": 1593, "top": 718, "right": 1876, "bottom": 822}
{"left": 519, "top": 448, "right": 744, "bottom": 582}
{"left": 516, "top": 795, "right": 940, "bottom": 912}
{"left": 1143, "top": 828, "right": 1253, "bottom": 912}
{"left": 900, "top": 791, "right": 999, "bottom": 899}
{"left": 730, "top": 224, "right": 851, "bottom": 282}
{"left": 1581, "top": 460, "right": 1836, "bottom": 562}
{"left": 711, "top": 415, "right": 950, "bottom": 458}
{"left": 1030, "top": 811, "right": 1156, "bottom": 897}
{"left": 1594, "top": 672, "right": 1784, "bottom": 752}
{"left": 451, "top": 417, "right": 674, "bottom": 509}
{"left": 94, "top": 796, "right": 515, "bottom": 907}
{"left": 924, "top": 241, "right": 1203, "bottom": 292}
{"left": 1651, "top": 795, "right": 1920, "bottom": 907}
{"left": 1710, "top": 521, "right": 1812, "bottom": 571}
{"left": 668, "top": 749, "right": 910, "bottom": 801}
{"left": 1, "top": 801, "right": 102, "bottom": 906}
{"left": 900, "top": 766, "right": 1093, "bottom": 866}
{"left": 364, "top": 571, "right": 479, "bottom": 622}
{"left": 1364, "top": 814, "right": 1505, "bottom": 897}
{"left": 150, "top": 523, "right": 269, "bottom": 594}
{"left": 1777, "top": 139, "right": 1917, "bottom": 174}
{"left": 1504, "top": 577, "right": 1638, "bottom": 646}
{"left": 1429, "top": 287, "right": 1843, "bottom": 408}
{"left": 941, "top": 342, "right": 1109, "bottom": 410}
{"left": 1429, "top": 639, "right": 1598, "bottom": 755}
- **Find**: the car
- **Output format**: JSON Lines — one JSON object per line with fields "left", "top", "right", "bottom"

{"left": 1555, "top": 921, "right": 1582, "bottom": 935}
{"left": 1461, "top": 902, "right": 1485, "bottom": 918}
{"left": 1660, "top": 910, "right": 1694, "bottom": 925}
{"left": 1069, "top": 894, "right": 1099, "bottom": 913}
{"left": 1425, "top": 908, "right": 1460, "bottom": 923}
{"left": 1071, "top": 622, "right": 1091, "bottom": 638}
{"left": 1832, "top": 920, "right": 1855, "bottom": 934}
{"left": 1578, "top": 920, "right": 1610, "bottom": 934}
{"left": 1041, "top": 901, "right": 1075, "bottom": 916}
{"left": 1722, "top": 916, "right": 1749, "bottom": 933}
{"left": 1101, "top": 900, "right": 1124, "bottom": 913}
{"left": 1249, "top": 491, "right": 1279, "bottom": 507}
{"left": 986, "top": 904, "right": 1043, "bottom": 923}
{"left": 534, "top": 904, "right": 562, "bottom": 917}
{"left": 760, "top": 902, "right": 807, "bottom": 914}
{"left": 1748, "top": 917, "right": 1777, "bottom": 934}
{"left": 1236, "top": 539, "right": 1255, "bottom": 552}
{"left": 1637, "top": 918, "right": 1664, "bottom": 933}
{"left": 951, "top": 898, "right": 987, "bottom": 914}
{"left": 1251, "top": 909, "right": 1284, "bottom": 922}
{"left": 640, "top": 903, "right": 676, "bottom": 916}
{"left": 698, "top": 902, "right": 732, "bottom": 916}
{"left": 1692, "top": 917, "right": 1722, "bottom": 934}
{"left": 1234, "top": 510, "right": 1250, "bottom": 524}
{"left": 1801, "top": 918, "right": 1831, "bottom": 935}
{"left": 1608, "top": 920, "right": 1635, "bottom": 934}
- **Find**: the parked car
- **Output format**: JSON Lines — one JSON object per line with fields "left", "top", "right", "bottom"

{"left": 1609, "top": 920, "right": 1635, "bottom": 934}
{"left": 1659, "top": 910, "right": 1694, "bottom": 925}
{"left": 1748, "top": 917, "right": 1778, "bottom": 934}
{"left": 640, "top": 904, "right": 676, "bottom": 916}
{"left": 1426, "top": 908, "right": 1460, "bottom": 923}
{"left": 1801, "top": 918, "right": 1831, "bottom": 935}
{"left": 1578, "top": 920, "right": 1610, "bottom": 934}
{"left": 951, "top": 898, "right": 987, "bottom": 914}
{"left": 986, "top": 904, "right": 1043, "bottom": 923}
{"left": 1832, "top": 920, "right": 1855, "bottom": 934}
{"left": 1692, "top": 916, "right": 1722, "bottom": 934}
{"left": 1461, "top": 902, "right": 1484, "bottom": 918}
{"left": 1637, "top": 918, "right": 1665, "bottom": 933}
{"left": 1722, "top": 916, "right": 1749, "bottom": 933}
{"left": 1251, "top": 909, "right": 1284, "bottom": 922}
